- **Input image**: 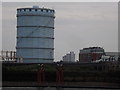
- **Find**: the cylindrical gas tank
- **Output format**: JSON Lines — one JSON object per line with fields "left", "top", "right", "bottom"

{"left": 16, "top": 6, "right": 55, "bottom": 63}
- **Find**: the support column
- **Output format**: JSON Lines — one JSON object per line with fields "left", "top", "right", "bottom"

{"left": 37, "top": 64, "right": 45, "bottom": 84}
{"left": 56, "top": 64, "right": 64, "bottom": 83}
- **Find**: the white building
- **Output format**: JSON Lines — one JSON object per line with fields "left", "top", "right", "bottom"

{"left": 62, "top": 52, "right": 75, "bottom": 63}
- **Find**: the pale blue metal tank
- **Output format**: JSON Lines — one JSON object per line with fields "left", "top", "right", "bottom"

{"left": 16, "top": 6, "right": 55, "bottom": 63}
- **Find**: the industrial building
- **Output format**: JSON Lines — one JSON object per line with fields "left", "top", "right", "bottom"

{"left": 16, "top": 6, "right": 55, "bottom": 63}
{"left": 62, "top": 52, "right": 75, "bottom": 63}
{"left": 79, "top": 47, "right": 105, "bottom": 63}
{"left": 0, "top": 51, "right": 23, "bottom": 63}
{"left": 97, "top": 52, "right": 120, "bottom": 62}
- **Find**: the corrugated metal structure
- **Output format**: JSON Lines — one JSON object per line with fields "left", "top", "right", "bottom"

{"left": 16, "top": 6, "right": 55, "bottom": 63}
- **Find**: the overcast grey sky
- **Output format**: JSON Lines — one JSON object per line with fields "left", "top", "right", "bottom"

{"left": 2, "top": 2, "right": 118, "bottom": 61}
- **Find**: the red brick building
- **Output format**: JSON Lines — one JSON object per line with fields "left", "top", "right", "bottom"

{"left": 79, "top": 47, "right": 105, "bottom": 63}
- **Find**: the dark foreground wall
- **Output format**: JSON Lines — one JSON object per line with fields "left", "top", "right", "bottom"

{"left": 3, "top": 71, "right": 120, "bottom": 82}
{"left": 3, "top": 64, "right": 120, "bottom": 83}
